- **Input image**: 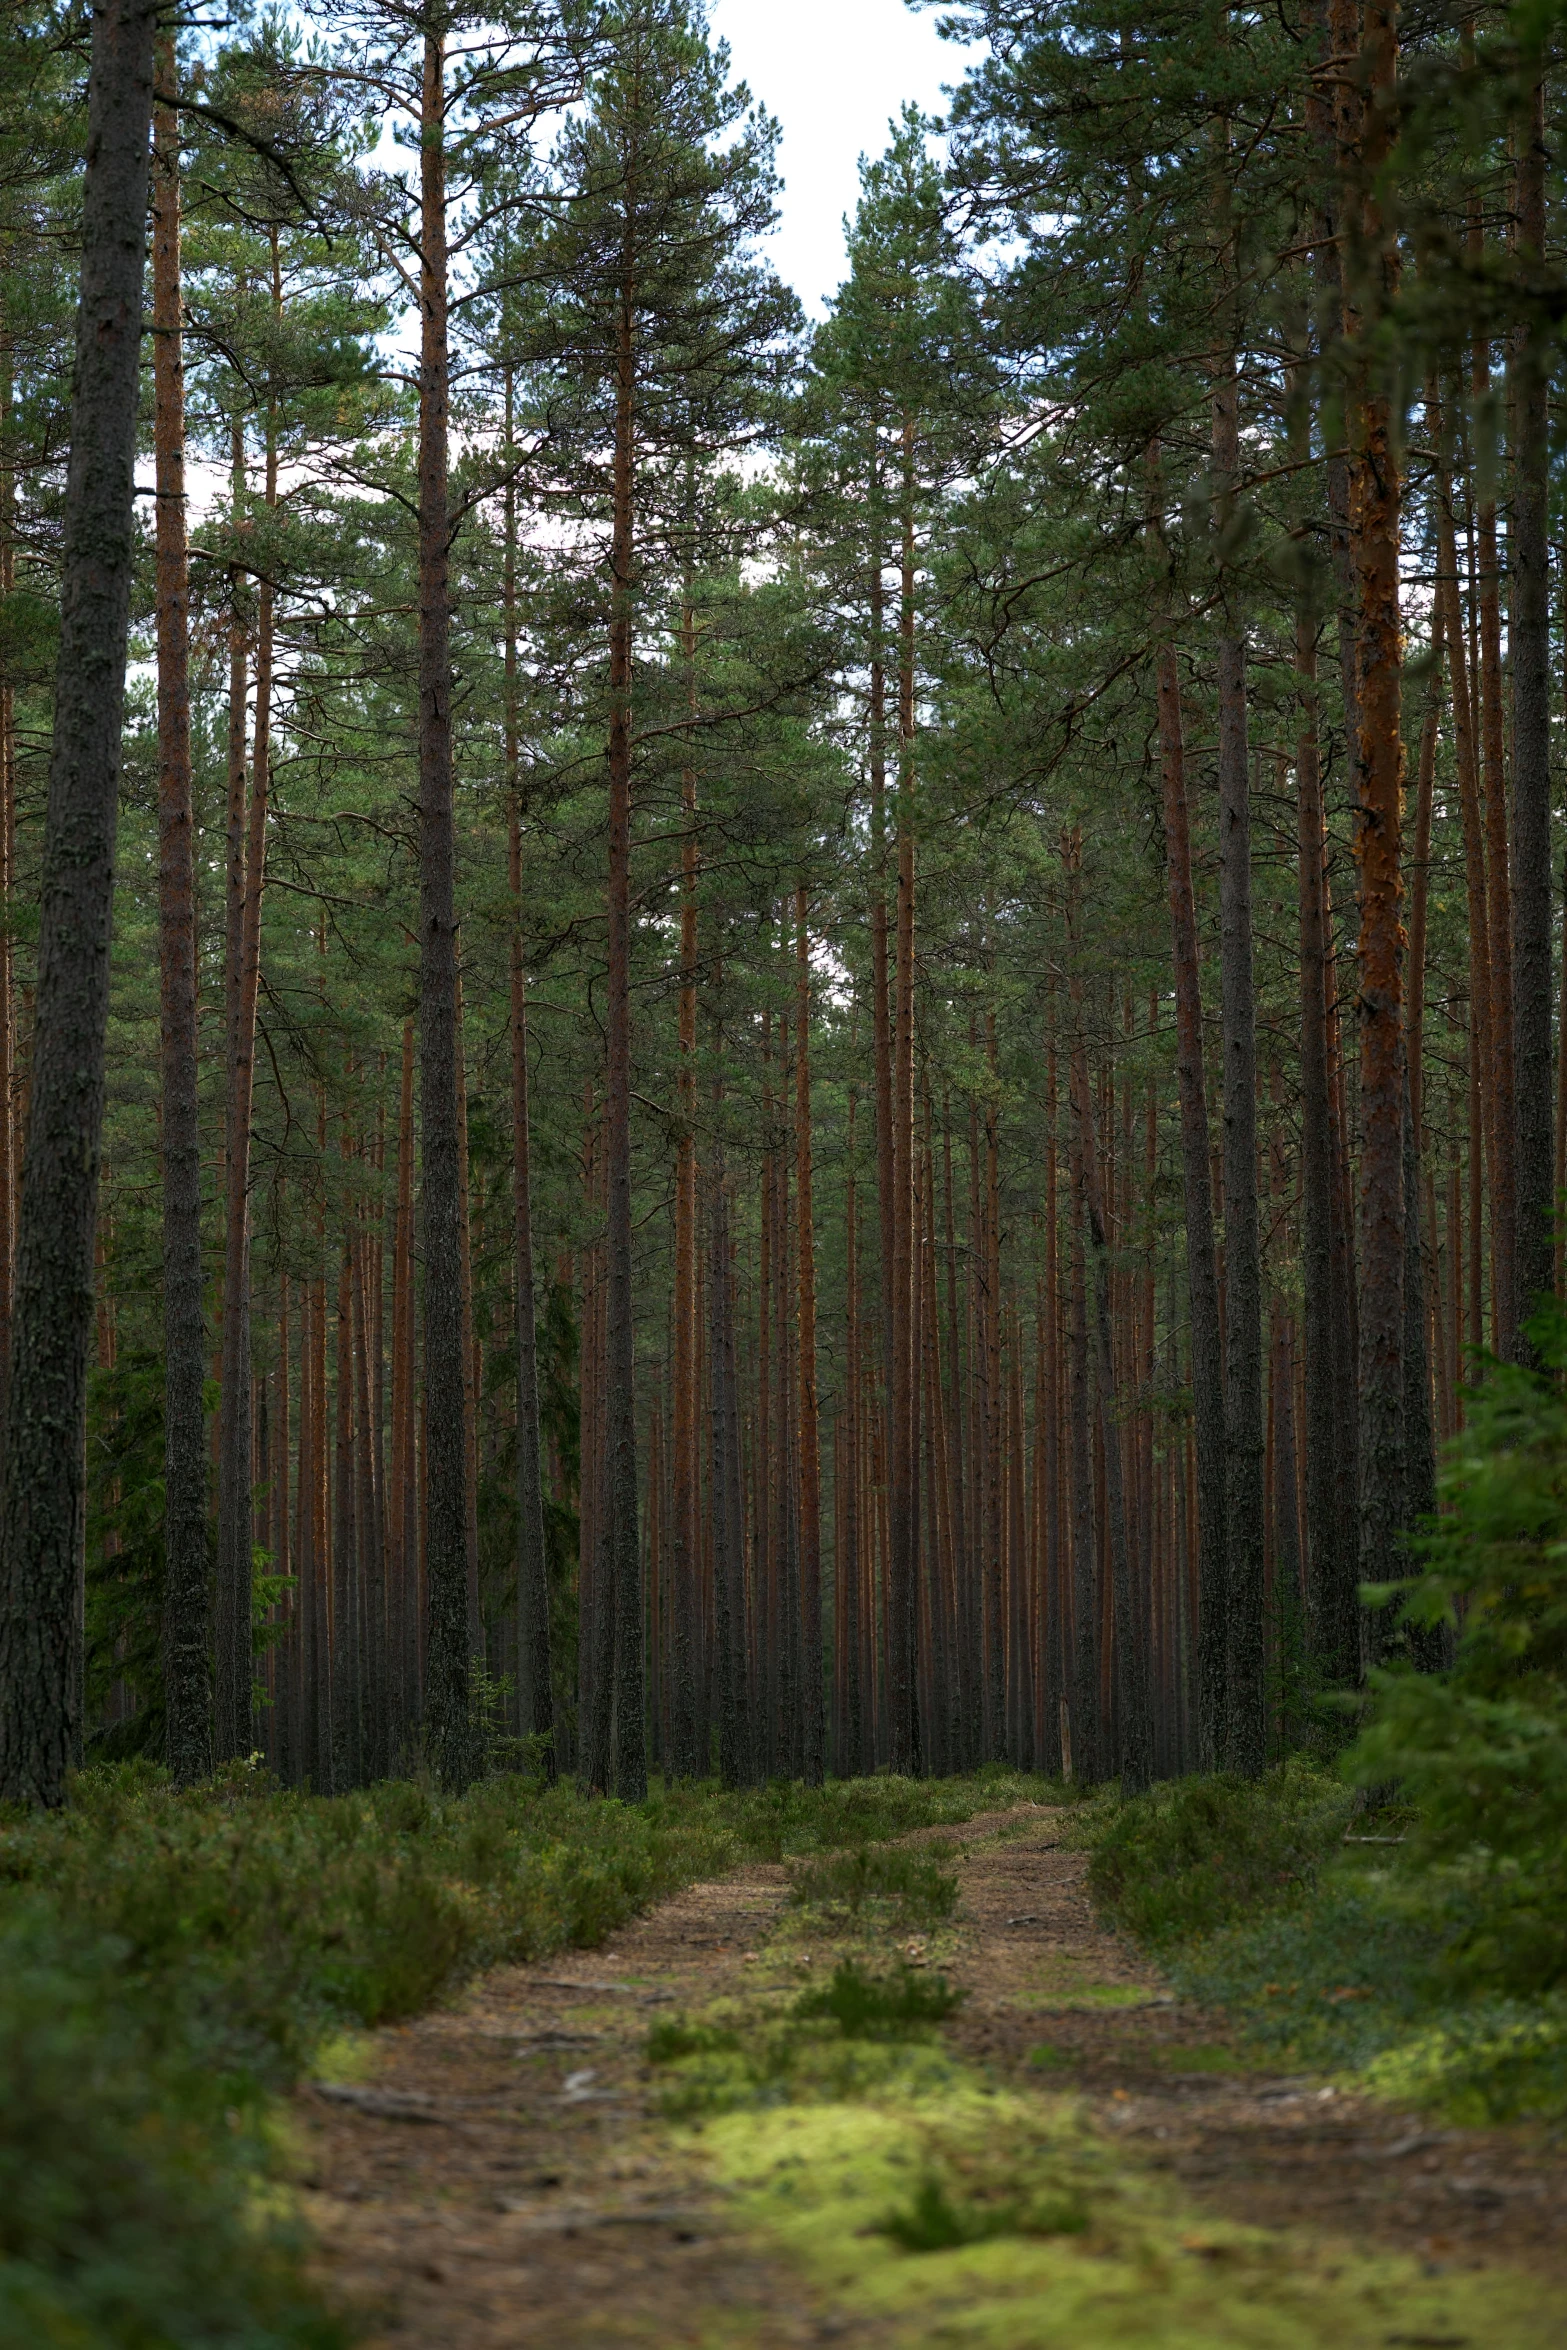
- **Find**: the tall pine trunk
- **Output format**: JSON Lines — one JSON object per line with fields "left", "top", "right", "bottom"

{"left": 153, "top": 40, "right": 210, "bottom": 1786}
{"left": 1348, "top": 0, "right": 1405, "bottom": 1645}
{"left": 416, "top": 25, "right": 473, "bottom": 1786}
{"left": 215, "top": 348, "right": 275, "bottom": 1761}
{"left": 886, "top": 416, "right": 918, "bottom": 1772}
{"left": 1064, "top": 1038, "right": 1098, "bottom": 1783}
{"left": 0, "top": 0, "right": 159, "bottom": 1802}
{"left": 600, "top": 236, "right": 645, "bottom": 1799}
{"left": 671, "top": 596, "right": 700, "bottom": 1774}
{"left": 795, "top": 886, "right": 824, "bottom": 1782}
{"left": 0, "top": 338, "right": 16, "bottom": 1459}
{"left": 1510, "top": 62, "right": 1554, "bottom": 1335}
{"left": 1148, "top": 454, "right": 1226, "bottom": 1766}
{"left": 504, "top": 387, "right": 552, "bottom": 1775}
{"left": 1065, "top": 848, "right": 1150, "bottom": 1793}
{"left": 1216, "top": 625, "right": 1265, "bottom": 1773}
{"left": 1296, "top": 612, "right": 1356, "bottom": 1689}
{"left": 1211, "top": 96, "right": 1265, "bottom": 1779}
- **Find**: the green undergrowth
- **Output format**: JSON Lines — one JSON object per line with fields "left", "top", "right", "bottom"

{"left": 1086, "top": 1762, "right": 1359, "bottom": 1949}
{"left": 1085, "top": 1310, "right": 1567, "bottom": 2129}
{"left": 703, "top": 2085, "right": 1559, "bottom": 2347}
{"left": 645, "top": 1957, "right": 966, "bottom": 2117}
{"left": 636, "top": 1804, "right": 1557, "bottom": 2344}
{"left": 787, "top": 1841, "right": 960, "bottom": 1929}
{"left": 0, "top": 1761, "right": 1055, "bottom": 2344}
{"left": 1086, "top": 1762, "right": 1567, "bottom": 2126}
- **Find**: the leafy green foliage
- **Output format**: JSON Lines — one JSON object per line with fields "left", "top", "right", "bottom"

{"left": 0, "top": 1898, "right": 347, "bottom": 2350}
{"left": 0, "top": 1768, "right": 1028, "bottom": 2329}
{"left": 644, "top": 2014, "right": 742, "bottom": 2064}
{"left": 787, "top": 1843, "right": 960, "bottom": 1927}
{"left": 793, "top": 1959, "right": 963, "bottom": 2039}
{"left": 1086, "top": 1761, "right": 1356, "bottom": 1948}
{"left": 876, "top": 2165, "right": 1088, "bottom": 2254}
{"left": 721, "top": 1770, "right": 1057, "bottom": 1862}
{"left": 1347, "top": 1298, "right": 1567, "bottom": 1997}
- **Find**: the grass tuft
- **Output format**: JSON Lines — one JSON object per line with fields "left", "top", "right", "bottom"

{"left": 794, "top": 1957, "right": 963, "bottom": 2038}
{"left": 1086, "top": 1759, "right": 1356, "bottom": 1948}
{"left": 876, "top": 2167, "right": 1089, "bottom": 2253}
{"left": 787, "top": 1842, "right": 959, "bottom": 1927}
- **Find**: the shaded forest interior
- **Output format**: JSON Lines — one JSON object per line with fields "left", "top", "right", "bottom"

{"left": 0, "top": 0, "right": 1562, "bottom": 1808}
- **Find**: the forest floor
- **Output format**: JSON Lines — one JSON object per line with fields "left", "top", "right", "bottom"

{"left": 295, "top": 1805, "right": 1567, "bottom": 2347}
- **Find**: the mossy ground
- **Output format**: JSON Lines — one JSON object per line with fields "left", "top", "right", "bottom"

{"left": 668, "top": 1842, "right": 1560, "bottom": 2348}
{"left": 0, "top": 1764, "right": 1057, "bottom": 2346}
{"left": 1089, "top": 1764, "right": 1567, "bottom": 2127}
{"left": 295, "top": 1792, "right": 1567, "bottom": 2347}
{"left": 705, "top": 2090, "right": 1558, "bottom": 2348}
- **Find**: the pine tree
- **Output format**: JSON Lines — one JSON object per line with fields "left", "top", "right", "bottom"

{"left": 0, "top": 0, "right": 159, "bottom": 1806}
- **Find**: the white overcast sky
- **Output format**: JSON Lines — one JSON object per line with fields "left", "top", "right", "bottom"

{"left": 706, "top": 0, "right": 975, "bottom": 315}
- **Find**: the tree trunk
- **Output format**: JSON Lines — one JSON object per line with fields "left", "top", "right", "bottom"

{"left": 1065, "top": 850, "right": 1150, "bottom": 1794}
{"left": 1511, "top": 62, "right": 1554, "bottom": 1337}
{"left": 601, "top": 234, "right": 645, "bottom": 1800}
{"left": 1148, "top": 456, "right": 1226, "bottom": 1767}
{"left": 707, "top": 1141, "right": 746, "bottom": 1787}
{"left": 389, "top": 1017, "right": 417, "bottom": 1753}
{"left": 416, "top": 24, "right": 474, "bottom": 1787}
{"left": 1041, "top": 1008, "right": 1064, "bottom": 1778}
{"left": 868, "top": 515, "right": 895, "bottom": 1446}
{"left": 670, "top": 593, "right": 700, "bottom": 1776}
{"left": 215, "top": 379, "right": 274, "bottom": 1763}
{"left": 795, "top": 885, "right": 824, "bottom": 1782}
{"left": 1348, "top": 0, "right": 1405, "bottom": 1651}
{"left": 506, "top": 494, "right": 552, "bottom": 1772}
{"left": 1064, "top": 1024, "right": 1099, "bottom": 1785}
{"left": 332, "top": 1238, "right": 359, "bottom": 1789}
{"left": 1210, "top": 126, "right": 1265, "bottom": 1778}
{"left": 1404, "top": 639, "right": 1441, "bottom": 1540}
{"left": 1216, "top": 635, "right": 1264, "bottom": 1774}
{"left": 151, "top": 36, "right": 211, "bottom": 1787}
{"left": 983, "top": 1006, "right": 1004, "bottom": 1757}
{"left": 886, "top": 415, "right": 918, "bottom": 1774}
{"left": 842, "top": 1093, "right": 864, "bottom": 1773}
{"left": 1297, "top": 612, "right": 1355, "bottom": 1692}
{"left": 0, "top": 336, "right": 16, "bottom": 1461}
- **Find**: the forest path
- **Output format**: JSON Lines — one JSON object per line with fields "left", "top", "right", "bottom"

{"left": 296, "top": 1807, "right": 1567, "bottom": 2347}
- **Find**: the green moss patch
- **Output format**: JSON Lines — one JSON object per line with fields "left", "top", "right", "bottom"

{"left": 702, "top": 2088, "right": 1560, "bottom": 2348}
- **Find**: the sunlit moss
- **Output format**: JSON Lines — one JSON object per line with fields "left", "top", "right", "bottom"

{"left": 699, "top": 2086, "right": 1561, "bottom": 2348}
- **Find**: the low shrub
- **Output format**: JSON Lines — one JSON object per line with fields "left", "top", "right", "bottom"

{"left": 1347, "top": 1297, "right": 1567, "bottom": 2001}
{"left": 0, "top": 1763, "right": 1034, "bottom": 2339}
{"left": 720, "top": 1769, "right": 1062, "bottom": 1863}
{"left": 0, "top": 1899, "right": 346, "bottom": 2350}
{"left": 645, "top": 2015, "right": 741, "bottom": 2064}
{"left": 1086, "top": 1759, "right": 1355, "bottom": 1948}
{"left": 787, "top": 1843, "right": 959, "bottom": 1927}
{"left": 877, "top": 2170, "right": 1089, "bottom": 2253}
{"left": 876, "top": 2145, "right": 1091, "bottom": 2254}
{"left": 794, "top": 1958, "right": 963, "bottom": 2038}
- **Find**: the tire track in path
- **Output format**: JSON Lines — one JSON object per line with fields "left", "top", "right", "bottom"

{"left": 297, "top": 1806, "right": 1567, "bottom": 2344}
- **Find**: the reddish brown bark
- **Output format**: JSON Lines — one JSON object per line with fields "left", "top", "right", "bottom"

{"left": 153, "top": 39, "right": 210, "bottom": 1785}
{"left": 886, "top": 415, "right": 918, "bottom": 1773}
{"left": 503, "top": 384, "right": 552, "bottom": 1771}
{"left": 1511, "top": 61, "right": 1554, "bottom": 1333}
{"left": 1348, "top": 0, "right": 1406, "bottom": 1633}
{"left": 415, "top": 24, "right": 474, "bottom": 1786}
{"left": 670, "top": 601, "right": 700, "bottom": 1775}
{"left": 795, "top": 885, "right": 824, "bottom": 1782}
{"left": 594, "top": 187, "right": 646, "bottom": 1799}
{"left": 1147, "top": 474, "right": 1225, "bottom": 1764}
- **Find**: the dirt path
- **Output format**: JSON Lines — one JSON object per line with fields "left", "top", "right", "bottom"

{"left": 297, "top": 1809, "right": 1567, "bottom": 2345}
